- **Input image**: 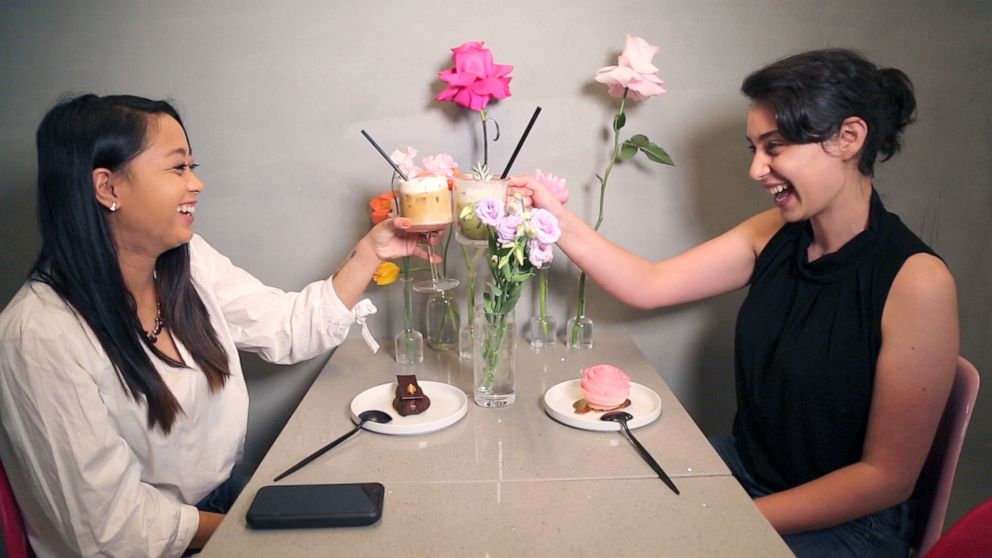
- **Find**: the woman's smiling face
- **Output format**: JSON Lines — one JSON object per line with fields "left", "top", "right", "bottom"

{"left": 108, "top": 113, "right": 203, "bottom": 258}
{"left": 746, "top": 103, "right": 849, "bottom": 223}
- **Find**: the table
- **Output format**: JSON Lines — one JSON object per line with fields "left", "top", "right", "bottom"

{"left": 201, "top": 334, "right": 792, "bottom": 557}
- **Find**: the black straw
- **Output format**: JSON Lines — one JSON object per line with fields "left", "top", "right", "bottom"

{"left": 361, "top": 129, "right": 409, "bottom": 181}
{"left": 500, "top": 106, "right": 542, "bottom": 179}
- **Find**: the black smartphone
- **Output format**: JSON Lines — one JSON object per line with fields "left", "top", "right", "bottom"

{"left": 245, "top": 483, "right": 384, "bottom": 529}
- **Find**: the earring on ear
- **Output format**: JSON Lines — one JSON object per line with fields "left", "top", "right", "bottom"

{"left": 110, "top": 200, "right": 118, "bottom": 212}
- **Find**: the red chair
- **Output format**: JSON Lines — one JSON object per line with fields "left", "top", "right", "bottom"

{"left": 924, "top": 496, "right": 992, "bottom": 558}
{"left": 0, "top": 458, "right": 34, "bottom": 558}
{"left": 912, "top": 356, "right": 981, "bottom": 556}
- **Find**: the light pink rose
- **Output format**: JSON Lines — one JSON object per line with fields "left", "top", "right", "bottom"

{"left": 527, "top": 239, "right": 554, "bottom": 268}
{"left": 534, "top": 169, "right": 570, "bottom": 205}
{"left": 495, "top": 213, "right": 522, "bottom": 245}
{"left": 594, "top": 35, "right": 667, "bottom": 101}
{"left": 528, "top": 208, "right": 560, "bottom": 245}
{"left": 475, "top": 198, "right": 505, "bottom": 226}
{"left": 436, "top": 41, "right": 513, "bottom": 112}
{"left": 390, "top": 147, "right": 422, "bottom": 179}
{"left": 422, "top": 153, "right": 458, "bottom": 177}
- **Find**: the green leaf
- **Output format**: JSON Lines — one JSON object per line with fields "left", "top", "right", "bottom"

{"left": 626, "top": 134, "right": 674, "bottom": 166}
{"left": 614, "top": 111, "right": 626, "bottom": 130}
{"left": 620, "top": 142, "right": 638, "bottom": 161}
{"left": 629, "top": 134, "right": 649, "bottom": 147}
{"left": 639, "top": 143, "right": 674, "bottom": 165}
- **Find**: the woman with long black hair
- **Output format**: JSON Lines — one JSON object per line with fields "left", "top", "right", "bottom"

{"left": 0, "top": 94, "right": 429, "bottom": 556}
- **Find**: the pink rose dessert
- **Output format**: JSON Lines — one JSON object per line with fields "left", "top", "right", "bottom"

{"left": 580, "top": 364, "right": 631, "bottom": 411}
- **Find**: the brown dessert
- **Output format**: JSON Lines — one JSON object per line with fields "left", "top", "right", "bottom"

{"left": 393, "top": 374, "right": 431, "bottom": 416}
{"left": 573, "top": 398, "right": 631, "bottom": 415}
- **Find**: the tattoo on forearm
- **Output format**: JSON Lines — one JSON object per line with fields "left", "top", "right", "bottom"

{"left": 334, "top": 249, "right": 358, "bottom": 275}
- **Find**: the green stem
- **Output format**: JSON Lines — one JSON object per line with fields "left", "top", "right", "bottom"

{"left": 539, "top": 267, "right": 548, "bottom": 317}
{"left": 401, "top": 258, "right": 413, "bottom": 331}
{"left": 441, "top": 223, "right": 453, "bottom": 277}
{"left": 572, "top": 88, "right": 628, "bottom": 345}
{"left": 462, "top": 245, "right": 484, "bottom": 328}
{"left": 480, "top": 110, "right": 488, "bottom": 167}
{"left": 400, "top": 259, "right": 418, "bottom": 360}
{"left": 481, "top": 312, "right": 507, "bottom": 390}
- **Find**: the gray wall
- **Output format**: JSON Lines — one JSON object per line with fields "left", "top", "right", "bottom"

{"left": 1, "top": 0, "right": 988, "bottom": 534}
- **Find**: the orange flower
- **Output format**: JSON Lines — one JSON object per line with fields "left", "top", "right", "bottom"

{"left": 369, "top": 192, "right": 393, "bottom": 225}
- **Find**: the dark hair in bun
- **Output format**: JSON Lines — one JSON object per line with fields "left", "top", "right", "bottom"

{"left": 741, "top": 48, "right": 916, "bottom": 176}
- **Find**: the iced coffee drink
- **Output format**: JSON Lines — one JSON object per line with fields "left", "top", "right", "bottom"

{"left": 453, "top": 176, "right": 508, "bottom": 244}
{"left": 397, "top": 175, "right": 453, "bottom": 232}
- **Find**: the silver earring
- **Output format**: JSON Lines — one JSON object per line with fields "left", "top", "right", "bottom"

{"left": 110, "top": 200, "right": 118, "bottom": 212}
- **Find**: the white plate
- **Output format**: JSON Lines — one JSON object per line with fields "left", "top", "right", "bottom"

{"left": 350, "top": 381, "right": 468, "bottom": 436}
{"left": 543, "top": 379, "right": 662, "bottom": 432}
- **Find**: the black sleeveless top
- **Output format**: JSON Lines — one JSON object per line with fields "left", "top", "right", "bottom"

{"left": 733, "top": 190, "right": 936, "bottom": 491}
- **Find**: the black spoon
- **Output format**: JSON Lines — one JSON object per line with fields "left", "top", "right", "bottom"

{"left": 273, "top": 410, "right": 393, "bottom": 482}
{"left": 601, "top": 411, "right": 680, "bottom": 495}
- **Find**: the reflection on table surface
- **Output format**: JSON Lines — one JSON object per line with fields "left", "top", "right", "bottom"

{"left": 201, "top": 333, "right": 791, "bottom": 557}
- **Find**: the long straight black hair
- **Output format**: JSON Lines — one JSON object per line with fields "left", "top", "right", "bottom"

{"left": 31, "top": 94, "right": 230, "bottom": 433}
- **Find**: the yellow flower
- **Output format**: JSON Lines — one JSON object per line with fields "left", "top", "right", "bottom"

{"left": 372, "top": 261, "right": 401, "bottom": 285}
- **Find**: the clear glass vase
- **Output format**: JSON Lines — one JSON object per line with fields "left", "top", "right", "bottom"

{"left": 458, "top": 323, "right": 473, "bottom": 359}
{"left": 566, "top": 314, "right": 594, "bottom": 350}
{"left": 395, "top": 328, "right": 424, "bottom": 364}
{"left": 529, "top": 267, "right": 556, "bottom": 349}
{"left": 529, "top": 315, "right": 557, "bottom": 349}
{"left": 395, "top": 276, "right": 423, "bottom": 364}
{"left": 424, "top": 290, "right": 459, "bottom": 351}
{"left": 473, "top": 307, "right": 515, "bottom": 407}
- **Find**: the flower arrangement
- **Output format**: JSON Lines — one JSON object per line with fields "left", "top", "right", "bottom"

{"left": 570, "top": 35, "right": 674, "bottom": 348}
{"left": 436, "top": 41, "right": 513, "bottom": 174}
{"left": 474, "top": 194, "right": 560, "bottom": 392}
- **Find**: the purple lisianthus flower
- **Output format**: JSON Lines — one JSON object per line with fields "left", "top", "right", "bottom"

{"left": 527, "top": 239, "right": 554, "bottom": 268}
{"left": 495, "top": 214, "right": 522, "bottom": 245}
{"left": 528, "top": 208, "right": 560, "bottom": 244}
{"left": 475, "top": 198, "right": 505, "bottom": 226}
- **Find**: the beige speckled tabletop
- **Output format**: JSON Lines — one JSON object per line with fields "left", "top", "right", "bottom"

{"left": 201, "top": 334, "right": 792, "bottom": 557}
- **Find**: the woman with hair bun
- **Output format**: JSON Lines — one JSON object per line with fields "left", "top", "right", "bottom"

{"left": 513, "top": 49, "right": 958, "bottom": 556}
{"left": 0, "top": 94, "right": 433, "bottom": 556}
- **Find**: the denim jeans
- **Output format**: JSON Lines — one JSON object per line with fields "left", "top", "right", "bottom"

{"left": 183, "top": 471, "right": 251, "bottom": 556}
{"left": 195, "top": 470, "right": 250, "bottom": 514}
{"left": 710, "top": 435, "right": 914, "bottom": 558}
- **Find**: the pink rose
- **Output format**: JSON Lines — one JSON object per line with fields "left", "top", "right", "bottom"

{"left": 437, "top": 41, "right": 513, "bottom": 112}
{"left": 495, "top": 213, "right": 522, "bottom": 245}
{"left": 390, "top": 147, "right": 422, "bottom": 179}
{"left": 594, "top": 35, "right": 667, "bottom": 101}
{"left": 534, "top": 169, "right": 570, "bottom": 205}
{"left": 528, "top": 208, "right": 560, "bottom": 245}
{"left": 527, "top": 239, "right": 554, "bottom": 268}
{"left": 475, "top": 198, "right": 505, "bottom": 226}
{"left": 422, "top": 153, "right": 458, "bottom": 177}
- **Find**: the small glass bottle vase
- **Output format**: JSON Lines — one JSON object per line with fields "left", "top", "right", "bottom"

{"left": 529, "top": 315, "right": 557, "bottom": 349}
{"left": 566, "top": 315, "right": 594, "bottom": 350}
{"left": 424, "top": 290, "right": 459, "bottom": 351}
{"left": 473, "top": 307, "right": 516, "bottom": 408}
{"left": 394, "top": 277, "right": 424, "bottom": 364}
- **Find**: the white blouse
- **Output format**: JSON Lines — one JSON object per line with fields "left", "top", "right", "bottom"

{"left": 0, "top": 235, "right": 377, "bottom": 557}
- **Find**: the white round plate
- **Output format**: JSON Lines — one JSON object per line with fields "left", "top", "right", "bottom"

{"left": 350, "top": 381, "right": 468, "bottom": 436}
{"left": 543, "top": 379, "right": 662, "bottom": 432}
